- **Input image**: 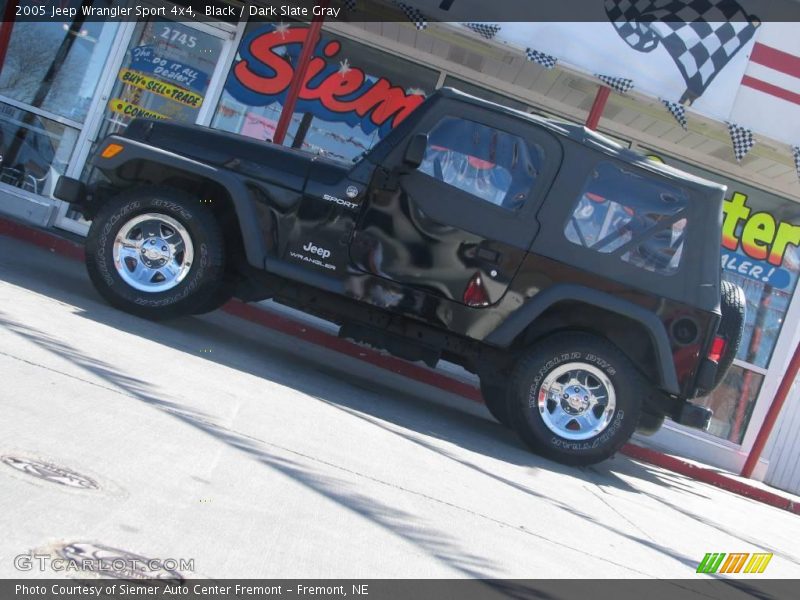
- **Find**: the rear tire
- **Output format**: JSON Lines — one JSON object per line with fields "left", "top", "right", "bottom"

{"left": 636, "top": 412, "right": 665, "bottom": 436}
{"left": 480, "top": 381, "right": 511, "bottom": 427}
{"left": 506, "top": 332, "right": 644, "bottom": 466}
{"left": 85, "top": 186, "right": 225, "bottom": 320}
{"left": 715, "top": 280, "right": 746, "bottom": 386}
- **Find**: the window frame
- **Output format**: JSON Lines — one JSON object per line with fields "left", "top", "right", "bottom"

{"left": 563, "top": 160, "right": 691, "bottom": 276}
{"left": 374, "top": 95, "right": 564, "bottom": 250}
{"left": 416, "top": 114, "right": 546, "bottom": 214}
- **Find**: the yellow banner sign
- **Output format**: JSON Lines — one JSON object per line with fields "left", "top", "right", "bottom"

{"left": 109, "top": 99, "right": 168, "bottom": 120}
{"left": 118, "top": 68, "right": 204, "bottom": 109}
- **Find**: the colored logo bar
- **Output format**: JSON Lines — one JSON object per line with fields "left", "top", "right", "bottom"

{"left": 696, "top": 552, "right": 773, "bottom": 574}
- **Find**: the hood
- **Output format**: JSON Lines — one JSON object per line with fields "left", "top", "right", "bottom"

{"left": 123, "top": 119, "right": 315, "bottom": 189}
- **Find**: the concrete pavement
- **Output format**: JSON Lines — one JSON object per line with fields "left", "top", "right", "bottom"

{"left": 1, "top": 234, "right": 799, "bottom": 579}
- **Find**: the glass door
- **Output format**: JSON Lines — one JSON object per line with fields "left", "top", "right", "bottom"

{"left": 54, "top": 3, "right": 235, "bottom": 233}
{"left": 0, "top": 3, "right": 120, "bottom": 205}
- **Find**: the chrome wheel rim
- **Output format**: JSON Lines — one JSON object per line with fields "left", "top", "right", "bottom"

{"left": 536, "top": 362, "right": 616, "bottom": 441}
{"left": 112, "top": 213, "right": 194, "bottom": 293}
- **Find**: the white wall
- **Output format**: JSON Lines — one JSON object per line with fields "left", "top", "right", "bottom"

{"left": 764, "top": 366, "right": 800, "bottom": 494}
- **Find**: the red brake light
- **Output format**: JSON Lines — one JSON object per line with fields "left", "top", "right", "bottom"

{"left": 708, "top": 335, "right": 726, "bottom": 363}
{"left": 463, "top": 272, "right": 490, "bottom": 307}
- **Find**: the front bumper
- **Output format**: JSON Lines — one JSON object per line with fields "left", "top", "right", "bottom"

{"left": 53, "top": 176, "right": 88, "bottom": 212}
{"left": 54, "top": 176, "right": 113, "bottom": 220}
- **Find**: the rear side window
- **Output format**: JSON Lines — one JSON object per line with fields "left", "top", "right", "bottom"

{"left": 565, "top": 162, "right": 689, "bottom": 275}
{"left": 418, "top": 116, "right": 543, "bottom": 211}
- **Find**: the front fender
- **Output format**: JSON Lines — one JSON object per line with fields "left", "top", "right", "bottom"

{"left": 93, "top": 136, "right": 266, "bottom": 269}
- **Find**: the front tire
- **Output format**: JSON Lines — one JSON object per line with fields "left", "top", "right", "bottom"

{"left": 85, "top": 186, "right": 225, "bottom": 320}
{"left": 506, "top": 332, "right": 644, "bottom": 466}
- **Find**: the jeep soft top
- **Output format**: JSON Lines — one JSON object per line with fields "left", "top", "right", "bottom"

{"left": 55, "top": 88, "right": 745, "bottom": 466}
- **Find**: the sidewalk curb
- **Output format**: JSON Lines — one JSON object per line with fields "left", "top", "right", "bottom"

{"left": 2, "top": 214, "right": 797, "bottom": 516}
{"left": 622, "top": 444, "right": 798, "bottom": 515}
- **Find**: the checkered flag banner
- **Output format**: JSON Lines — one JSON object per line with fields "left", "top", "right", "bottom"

{"left": 727, "top": 122, "right": 755, "bottom": 162}
{"left": 393, "top": 1, "right": 427, "bottom": 30}
{"left": 596, "top": 74, "right": 635, "bottom": 94}
{"left": 793, "top": 146, "right": 800, "bottom": 182}
{"left": 604, "top": 0, "right": 760, "bottom": 103}
{"left": 661, "top": 98, "right": 688, "bottom": 130}
{"left": 341, "top": 0, "right": 356, "bottom": 11}
{"left": 525, "top": 48, "right": 557, "bottom": 69}
{"left": 464, "top": 23, "right": 501, "bottom": 40}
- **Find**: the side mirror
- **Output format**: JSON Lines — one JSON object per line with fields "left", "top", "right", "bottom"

{"left": 403, "top": 133, "right": 428, "bottom": 169}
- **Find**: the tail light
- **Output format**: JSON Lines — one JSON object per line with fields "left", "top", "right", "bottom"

{"left": 708, "top": 335, "right": 727, "bottom": 363}
{"left": 463, "top": 272, "right": 490, "bottom": 307}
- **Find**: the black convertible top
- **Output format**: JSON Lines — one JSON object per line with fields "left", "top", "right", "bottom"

{"left": 437, "top": 87, "right": 726, "bottom": 196}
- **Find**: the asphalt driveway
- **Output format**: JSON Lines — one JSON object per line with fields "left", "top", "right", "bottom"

{"left": 1, "top": 233, "right": 799, "bottom": 579}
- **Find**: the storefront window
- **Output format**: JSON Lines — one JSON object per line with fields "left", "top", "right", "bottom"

{"left": 93, "top": 18, "right": 224, "bottom": 140}
{"left": 667, "top": 165, "right": 799, "bottom": 370}
{"left": 722, "top": 197, "right": 800, "bottom": 369}
{"left": 0, "top": 2, "right": 118, "bottom": 123}
{"left": 67, "top": 17, "right": 226, "bottom": 227}
{"left": 0, "top": 102, "right": 79, "bottom": 197}
{"left": 698, "top": 365, "right": 764, "bottom": 444}
{"left": 212, "top": 22, "right": 439, "bottom": 162}
{"left": 0, "top": 1, "right": 118, "bottom": 199}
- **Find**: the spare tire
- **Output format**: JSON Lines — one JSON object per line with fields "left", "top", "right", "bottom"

{"left": 715, "top": 280, "right": 746, "bottom": 386}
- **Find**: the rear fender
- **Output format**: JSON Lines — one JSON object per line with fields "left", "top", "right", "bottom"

{"left": 487, "top": 284, "right": 680, "bottom": 395}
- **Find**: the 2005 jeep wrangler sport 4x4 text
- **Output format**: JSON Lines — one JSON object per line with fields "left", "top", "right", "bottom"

{"left": 56, "top": 89, "right": 745, "bottom": 466}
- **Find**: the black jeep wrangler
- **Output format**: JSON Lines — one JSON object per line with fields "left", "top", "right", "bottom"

{"left": 56, "top": 89, "right": 744, "bottom": 466}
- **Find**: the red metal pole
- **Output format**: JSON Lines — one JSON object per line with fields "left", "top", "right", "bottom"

{"left": 585, "top": 85, "right": 611, "bottom": 131}
{"left": 272, "top": 4, "right": 328, "bottom": 146}
{"left": 741, "top": 341, "right": 800, "bottom": 478}
{"left": 0, "top": 1, "right": 18, "bottom": 76}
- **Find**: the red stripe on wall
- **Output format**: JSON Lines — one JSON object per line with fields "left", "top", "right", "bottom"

{"left": 741, "top": 75, "right": 800, "bottom": 106}
{"left": 750, "top": 43, "right": 800, "bottom": 79}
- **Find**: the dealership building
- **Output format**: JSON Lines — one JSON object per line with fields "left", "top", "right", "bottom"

{"left": 1, "top": 1, "right": 799, "bottom": 492}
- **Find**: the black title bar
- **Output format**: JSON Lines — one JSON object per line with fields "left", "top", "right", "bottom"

{"left": 4, "top": 0, "right": 800, "bottom": 23}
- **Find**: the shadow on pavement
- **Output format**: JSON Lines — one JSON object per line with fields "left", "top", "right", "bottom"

{"left": 3, "top": 236, "right": 797, "bottom": 576}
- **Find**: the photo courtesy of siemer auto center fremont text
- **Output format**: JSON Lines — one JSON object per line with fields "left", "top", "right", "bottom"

{"left": 1, "top": 0, "right": 800, "bottom": 597}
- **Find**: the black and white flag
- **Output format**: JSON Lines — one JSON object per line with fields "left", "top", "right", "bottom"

{"left": 727, "top": 122, "right": 755, "bottom": 162}
{"left": 661, "top": 99, "right": 688, "bottom": 130}
{"left": 525, "top": 48, "right": 557, "bottom": 69}
{"left": 341, "top": 0, "right": 356, "bottom": 11}
{"left": 596, "top": 74, "right": 635, "bottom": 94}
{"left": 465, "top": 23, "right": 501, "bottom": 40}
{"left": 393, "top": 1, "right": 427, "bottom": 30}
{"left": 605, "top": 0, "right": 760, "bottom": 103}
